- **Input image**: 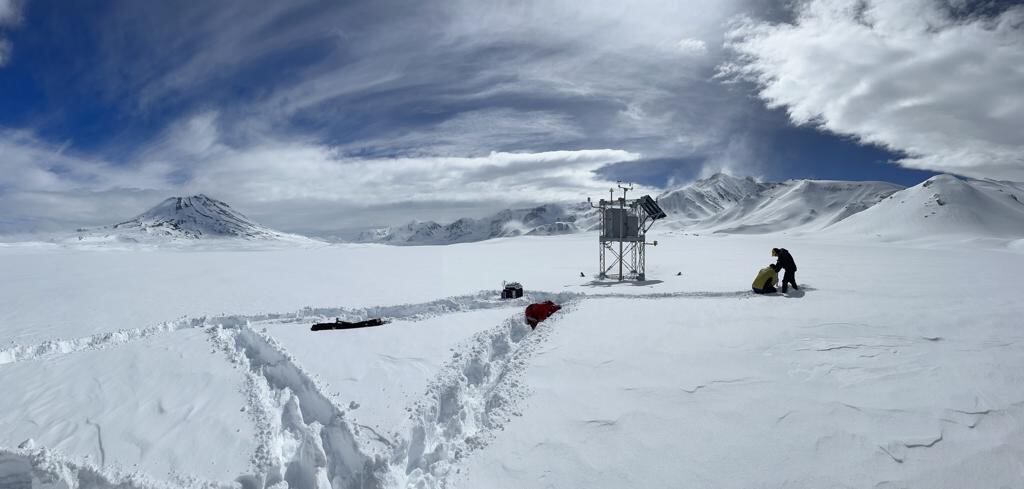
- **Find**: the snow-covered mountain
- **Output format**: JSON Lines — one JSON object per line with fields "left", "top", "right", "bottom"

{"left": 360, "top": 173, "right": 905, "bottom": 245}
{"left": 69, "top": 195, "right": 317, "bottom": 244}
{"left": 676, "top": 176, "right": 903, "bottom": 234}
{"left": 656, "top": 173, "right": 772, "bottom": 221}
{"left": 357, "top": 203, "right": 600, "bottom": 245}
{"left": 825, "top": 174, "right": 1024, "bottom": 240}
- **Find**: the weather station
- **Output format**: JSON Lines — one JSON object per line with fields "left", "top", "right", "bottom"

{"left": 587, "top": 182, "right": 667, "bottom": 281}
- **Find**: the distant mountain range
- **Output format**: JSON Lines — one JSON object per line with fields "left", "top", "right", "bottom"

{"left": 355, "top": 203, "right": 601, "bottom": 245}
{"left": 357, "top": 172, "right": 1024, "bottom": 244}
{"left": 655, "top": 173, "right": 903, "bottom": 234}
{"left": 358, "top": 173, "right": 906, "bottom": 244}
{"left": 58, "top": 173, "right": 1024, "bottom": 246}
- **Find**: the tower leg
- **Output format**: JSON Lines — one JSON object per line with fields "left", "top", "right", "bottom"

{"left": 618, "top": 240, "right": 623, "bottom": 281}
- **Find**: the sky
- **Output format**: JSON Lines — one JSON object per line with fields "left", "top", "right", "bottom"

{"left": 0, "top": 0, "right": 1021, "bottom": 236}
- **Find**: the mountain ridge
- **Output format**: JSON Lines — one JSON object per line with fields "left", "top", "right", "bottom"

{"left": 357, "top": 203, "right": 599, "bottom": 245}
{"left": 361, "top": 173, "right": 909, "bottom": 244}
{"left": 57, "top": 173, "right": 1024, "bottom": 247}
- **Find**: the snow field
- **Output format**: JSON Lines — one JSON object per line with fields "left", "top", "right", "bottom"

{"left": 0, "top": 241, "right": 588, "bottom": 346}
{"left": 0, "top": 328, "right": 255, "bottom": 485}
{"left": 461, "top": 290, "right": 1024, "bottom": 488}
{"left": 0, "top": 292, "right": 574, "bottom": 488}
{"left": 2, "top": 233, "right": 1024, "bottom": 488}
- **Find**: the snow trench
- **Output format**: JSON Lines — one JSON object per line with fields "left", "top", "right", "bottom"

{"left": 0, "top": 318, "right": 209, "bottom": 366}
{"left": 204, "top": 304, "right": 569, "bottom": 489}
{"left": 208, "top": 325, "right": 390, "bottom": 489}
{"left": 387, "top": 308, "right": 563, "bottom": 489}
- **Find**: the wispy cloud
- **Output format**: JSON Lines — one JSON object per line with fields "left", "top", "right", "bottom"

{"left": 79, "top": 0, "right": 757, "bottom": 156}
{"left": 676, "top": 38, "right": 708, "bottom": 56}
{"left": 722, "top": 0, "right": 1024, "bottom": 179}
{"left": 0, "top": 115, "right": 647, "bottom": 234}
{"left": 0, "top": 39, "right": 11, "bottom": 67}
{"left": 2, "top": 0, "right": 768, "bottom": 234}
{"left": 0, "top": 0, "right": 23, "bottom": 67}
{"left": 0, "top": 0, "right": 21, "bottom": 26}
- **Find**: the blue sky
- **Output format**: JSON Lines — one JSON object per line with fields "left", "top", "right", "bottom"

{"left": 0, "top": 0, "right": 1021, "bottom": 234}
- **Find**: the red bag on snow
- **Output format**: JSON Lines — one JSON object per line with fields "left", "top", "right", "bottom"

{"left": 525, "top": 301, "right": 561, "bottom": 329}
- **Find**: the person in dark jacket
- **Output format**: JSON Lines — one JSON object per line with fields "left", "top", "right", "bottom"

{"left": 772, "top": 248, "right": 798, "bottom": 293}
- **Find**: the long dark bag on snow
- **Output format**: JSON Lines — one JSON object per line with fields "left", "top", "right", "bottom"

{"left": 311, "top": 318, "right": 388, "bottom": 331}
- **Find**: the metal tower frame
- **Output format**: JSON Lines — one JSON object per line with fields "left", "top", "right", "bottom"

{"left": 588, "top": 183, "right": 667, "bottom": 281}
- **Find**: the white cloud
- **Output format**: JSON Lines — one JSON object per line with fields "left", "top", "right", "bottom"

{"left": 337, "top": 108, "right": 586, "bottom": 157}
{"left": 0, "top": 130, "right": 172, "bottom": 193}
{"left": 0, "top": 130, "right": 177, "bottom": 233}
{"left": 215, "top": 0, "right": 749, "bottom": 156}
{"left": 0, "top": 0, "right": 21, "bottom": 25}
{"left": 723, "top": 0, "right": 1024, "bottom": 180}
{"left": 0, "top": 115, "right": 648, "bottom": 234}
{"left": 676, "top": 38, "right": 708, "bottom": 56}
{"left": 179, "top": 143, "right": 645, "bottom": 209}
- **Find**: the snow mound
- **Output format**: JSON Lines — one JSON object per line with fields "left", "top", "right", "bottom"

{"left": 0, "top": 448, "right": 209, "bottom": 489}
{"left": 825, "top": 175, "right": 1024, "bottom": 241}
{"left": 68, "top": 195, "right": 317, "bottom": 245}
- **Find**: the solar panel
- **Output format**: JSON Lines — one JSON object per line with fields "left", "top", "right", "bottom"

{"left": 638, "top": 195, "right": 667, "bottom": 220}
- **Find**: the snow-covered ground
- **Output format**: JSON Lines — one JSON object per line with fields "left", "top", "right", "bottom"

{"left": 2, "top": 231, "right": 1023, "bottom": 488}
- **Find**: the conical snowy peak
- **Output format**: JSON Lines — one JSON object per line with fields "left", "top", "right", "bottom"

{"left": 115, "top": 194, "right": 274, "bottom": 239}
{"left": 70, "top": 195, "right": 317, "bottom": 245}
